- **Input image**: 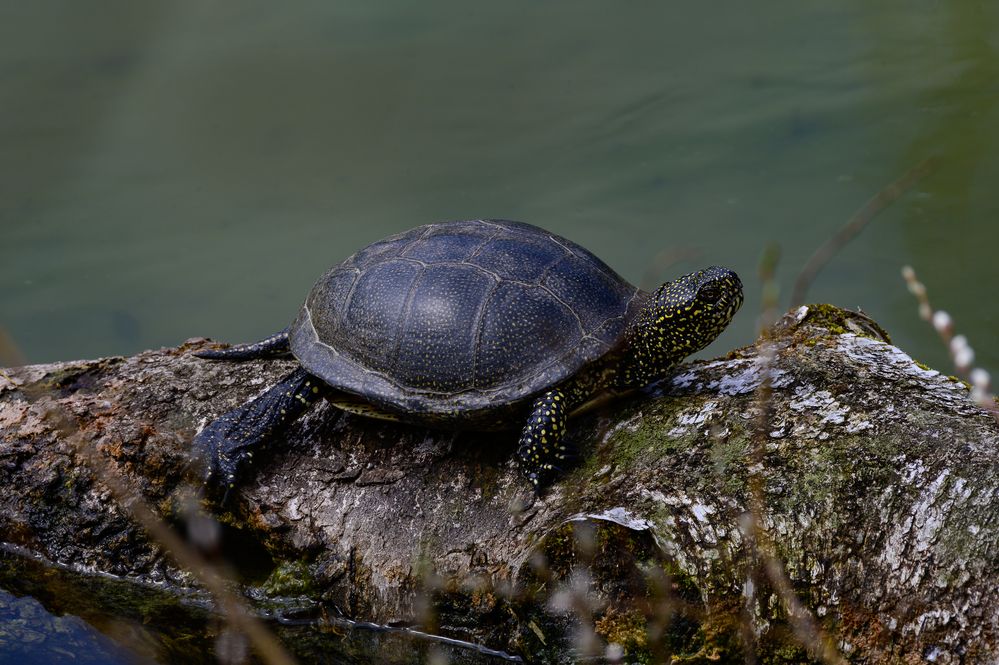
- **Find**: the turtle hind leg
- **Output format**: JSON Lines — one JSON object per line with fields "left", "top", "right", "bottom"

{"left": 516, "top": 389, "right": 571, "bottom": 492}
{"left": 194, "top": 328, "right": 291, "bottom": 360}
{"left": 193, "top": 367, "right": 324, "bottom": 488}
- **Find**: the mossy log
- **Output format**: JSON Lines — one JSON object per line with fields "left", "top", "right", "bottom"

{"left": 1, "top": 305, "right": 997, "bottom": 664}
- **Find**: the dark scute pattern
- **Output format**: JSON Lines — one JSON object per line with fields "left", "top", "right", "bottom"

{"left": 294, "top": 219, "right": 641, "bottom": 411}
{"left": 543, "top": 255, "right": 635, "bottom": 334}
{"left": 470, "top": 236, "right": 568, "bottom": 282}
{"left": 345, "top": 228, "right": 421, "bottom": 270}
{"left": 308, "top": 265, "right": 358, "bottom": 330}
{"left": 475, "top": 282, "right": 581, "bottom": 390}
{"left": 333, "top": 259, "right": 420, "bottom": 374}
{"left": 592, "top": 304, "right": 640, "bottom": 348}
{"left": 576, "top": 334, "right": 612, "bottom": 360}
{"left": 393, "top": 265, "right": 494, "bottom": 392}
{"left": 402, "top": 227, "right": 492, "bottom": 263}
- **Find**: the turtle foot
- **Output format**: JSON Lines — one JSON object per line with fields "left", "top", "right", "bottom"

{"left": 191, "top": 367, "right": 320, "bottom": 492}
{"left": 516, "top": 389, "right": 573, "bottom": 492}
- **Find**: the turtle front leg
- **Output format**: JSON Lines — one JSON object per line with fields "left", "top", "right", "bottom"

{"left": 193, "top": 367, "right": 324, "bottom": 489}
{"left": 516, "top": 389, "right": 570, "bottom": 491}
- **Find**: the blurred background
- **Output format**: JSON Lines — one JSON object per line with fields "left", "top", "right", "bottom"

{"left": 2, "top": 1, "right": 997, "bottom": 373}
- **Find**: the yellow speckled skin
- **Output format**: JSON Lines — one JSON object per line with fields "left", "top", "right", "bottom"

{"left": 516, "top": 266, "right": 743, "bottom": 488}
{"left": 193, "top": 220, "right": 743, "bottom": 490}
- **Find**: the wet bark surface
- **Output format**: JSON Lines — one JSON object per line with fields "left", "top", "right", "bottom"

{"left": 1, "top": 305, "right": 997, "bottom": 663}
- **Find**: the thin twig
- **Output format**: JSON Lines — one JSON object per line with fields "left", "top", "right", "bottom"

{"left": 790, "top": 157, "right": 938, "bottom": 307}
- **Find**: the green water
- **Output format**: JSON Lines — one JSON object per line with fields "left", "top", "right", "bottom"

{"left": 3, "top": 2, "right": 998, "bottom": 374}
{"left": 1, "top": 2, "right": 998, "bottom": 657}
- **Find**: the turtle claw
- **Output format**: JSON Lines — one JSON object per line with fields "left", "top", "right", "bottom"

{"left": 193, "top": 329, "right": 291, "bottom": 361}
{"left": 192, "top": 415, "right": 245, "bottom": 494}
{"left": 191, "top": 368, "right": 318, "bottom": 495}
{"left": 220, "top": 482, "right": 236, "bottom": 507}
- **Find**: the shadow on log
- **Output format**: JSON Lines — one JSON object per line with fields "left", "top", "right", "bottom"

{"left": 1, "top": 305, "right": 997, "bottom": 663}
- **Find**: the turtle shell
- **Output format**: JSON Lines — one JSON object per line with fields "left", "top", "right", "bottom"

{"left": 288, "top": 219, "right": 644, "bottom": 421}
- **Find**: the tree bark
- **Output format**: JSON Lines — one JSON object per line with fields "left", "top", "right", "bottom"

{"left": 1, "top": 305, "right": 996, "bottom": 664}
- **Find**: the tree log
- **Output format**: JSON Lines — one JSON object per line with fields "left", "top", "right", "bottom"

{"left": 1, "top": 305, "right": 997, "bottom": 664}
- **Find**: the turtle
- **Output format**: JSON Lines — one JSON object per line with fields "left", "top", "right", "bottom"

{"left": 192, "top": 219, "right": 743, "bottom": 491}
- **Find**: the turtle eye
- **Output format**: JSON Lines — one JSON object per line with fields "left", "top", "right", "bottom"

{"left": 700, "top": 283, "right": 722, "bottom": 303}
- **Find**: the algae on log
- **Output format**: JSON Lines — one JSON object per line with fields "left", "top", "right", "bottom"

{"left": 0, "top": 305, "right": 997, "bottom": 663}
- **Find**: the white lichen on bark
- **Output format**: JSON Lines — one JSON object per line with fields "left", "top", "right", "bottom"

{"left": 1, "top": 307, "right": 997, "bottom": 662}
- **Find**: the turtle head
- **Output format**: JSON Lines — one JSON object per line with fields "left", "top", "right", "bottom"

{"left": 620, "top": 266, "right": 743, "bottom": 388}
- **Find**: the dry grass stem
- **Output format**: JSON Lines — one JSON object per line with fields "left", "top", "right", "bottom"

{"left": 902, "top": 265, "right": 999, "bottom": 424}
{"left": 0, "top": 326, "right": 28, "bottom": 368}
{"left": 790, "top": 157, "right": 938, "bottom": 307}
{"left": 749, "top": 245, "right": 847, "bottom": 664}
{"left": 639, "top": 246, "right": 704, "bottom": 292}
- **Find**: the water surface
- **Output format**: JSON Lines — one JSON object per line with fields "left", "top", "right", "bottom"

{"left": 3, "top": 1, "right": 997, "bottom": 373}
